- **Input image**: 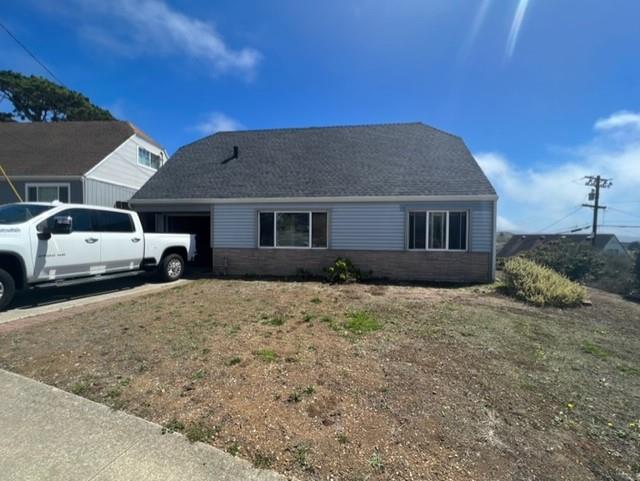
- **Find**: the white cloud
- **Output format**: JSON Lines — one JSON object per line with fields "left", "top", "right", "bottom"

{"left": 506, "top": 0, "right": 531, "bottom": 59}
{"left": 594, "top": 110, "right": 640, "bottom": 131}
{"left": 194, "top": 112, "right": 244, "bottom": 135}
{"left": 476, "top": 111, "right": 640, "bottom": 239}
{"left": 46, "top": 0, "right": 261, "bottom": 78}
{"left": 497, "top": 215, "right": 518, "bottom": 232}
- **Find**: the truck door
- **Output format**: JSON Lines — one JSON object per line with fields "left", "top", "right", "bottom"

{"left": 31, "top": 208, "right": 102, "bottom": 281}
{"left": 95, "top": 210, "right": 144, "bottom": 273}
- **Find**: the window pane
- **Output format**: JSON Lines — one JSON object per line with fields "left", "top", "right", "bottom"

{"left": 58, "top": 186, "right": 69, "bottom": 203}
{"left": 408, "top": 212, "right": 426, "bottom": 249}
{"left": 276, "top": 213, "right": 309, "bottom": 247}
{"left": 311, "top": 212, "right": 327, "bottom": 248}
{"left": 27, "top": 186, "right": 38, "bottom": 201}
{"left": 150, "top": 152, "right": 161, "bottom": 169}
{"left": 448, "top": 212, "right": 467, "bottom": 250}
{"left": 138, "top": 147, "right": 150, "bottom": 167}
{"left": 96, "top": 211, "right": 134, "bottom": 232}
{"left": 48, "top": 209, "right": 93, "bottom": 232}
{"left": 38, "top": 186, "right": 59, "bottom": 202}
{"left": 428, "top": 212, "right": 446, "bottom": 249}
{"left": 259, "top": 212, "right": 274, "bottom": 247}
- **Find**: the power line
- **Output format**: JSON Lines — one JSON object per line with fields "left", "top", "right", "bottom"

{"left": 0, "top": 20, "right": 65, "bottom": 86}
{"left": 599, "top": 225, "right": 640, "bottom": 228}
{"left": 540, "top": 205, "right": 584, "bottom": 232}
{"left": 555, "top": 224, "right": 591, "bottom": 234}
{"left": 607, "top": 206, "right": 640, "bottom": 220}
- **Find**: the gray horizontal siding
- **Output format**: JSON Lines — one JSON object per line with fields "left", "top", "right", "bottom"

{"left": 213, "top": 200, "right": 495, "bottom": 253}
{"left": 0, "top": 179, "right": 83, "bottom": 205}
{"left": 84, "top": 178, "right": 137, "bottom": 207}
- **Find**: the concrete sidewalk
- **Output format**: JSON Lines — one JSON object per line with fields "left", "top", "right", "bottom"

{"left": 0, "top": 369, "right": 290, "bottom": 481}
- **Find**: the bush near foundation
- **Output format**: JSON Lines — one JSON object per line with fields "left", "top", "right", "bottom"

{"left": 325, "top": 258, "right": 361, "bottom": 284}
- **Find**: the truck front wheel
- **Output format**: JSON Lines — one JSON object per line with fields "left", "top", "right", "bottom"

{"left": 0, "top": 268, "right": 16, "bottom": 311}
{"left": 160, "top": 253, "right": 185, "bottom": 282}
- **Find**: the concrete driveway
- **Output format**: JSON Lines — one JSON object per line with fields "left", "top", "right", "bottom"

{"left": 0, "top": 275, "right": 191, "bottom": 326}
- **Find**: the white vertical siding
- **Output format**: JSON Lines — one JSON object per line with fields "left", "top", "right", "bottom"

{"left": 84, "top": 178, "right": 137, "bottom": 207}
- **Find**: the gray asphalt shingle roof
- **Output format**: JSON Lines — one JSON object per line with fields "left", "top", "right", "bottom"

{"left": 498, "top": 234, "right": 618, "bottom": 257}
{"left": 133, "top": 122, "right": 496, "bottom": 201}
{"left": 0, "top": 121, "right": 162, "bottom": 176}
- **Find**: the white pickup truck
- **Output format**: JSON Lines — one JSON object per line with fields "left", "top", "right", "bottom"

{"left": 0, "top": 202, "right": 195, "bottom": 311}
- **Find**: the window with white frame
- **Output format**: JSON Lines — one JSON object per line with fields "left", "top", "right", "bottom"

{"left": 25, "top": 183, "right": 70, "bottom": 203}
{"left": 259, "top": 211, "right": 328, "bottom": 248}
{"left": 408, "top": 210, "right": 468, "bottom": 251}
{"left": 138, "top": 147, "right": 162, "bottom": 170}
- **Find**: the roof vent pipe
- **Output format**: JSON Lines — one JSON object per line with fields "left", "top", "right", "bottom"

{"left": 233, "top": 146, "right": 239, "bottom": 158}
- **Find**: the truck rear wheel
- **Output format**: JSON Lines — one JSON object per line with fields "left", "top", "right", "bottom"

{"left": 0, "top": 268, "right": 16, "bottom": 311}
{"left": 160, "top": 253, "right": 184, "bottom": 282}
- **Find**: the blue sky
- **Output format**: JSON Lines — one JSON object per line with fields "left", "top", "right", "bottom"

{"left": 2, "top": 0, "right": 640, "bottom": 239}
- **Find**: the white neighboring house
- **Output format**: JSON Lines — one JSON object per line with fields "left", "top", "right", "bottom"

{"left": 0, "top": 121, "right": 167, "bottom": 207}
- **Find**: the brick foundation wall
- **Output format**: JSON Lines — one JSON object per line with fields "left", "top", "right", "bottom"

{"left": 211, "top": 248, "right": 493, "bottom": 283}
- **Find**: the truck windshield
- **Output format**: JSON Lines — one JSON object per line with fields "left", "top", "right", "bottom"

{"left": 0, "top": 204, "right": 54, "bottom": 225}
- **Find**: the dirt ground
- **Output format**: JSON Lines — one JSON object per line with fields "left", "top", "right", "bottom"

{"left": 1, "top": 279, "right": 638, "bottom": 481}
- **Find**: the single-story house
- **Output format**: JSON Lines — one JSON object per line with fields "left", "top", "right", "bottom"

{"left": 131, "top": 122, "right": 498, "bottom": 282}
{"left": 498, "top": 233, "right": 630, "bottom": 258}
{"left": 0, "top": 121, "right": 167, "bottom": 207}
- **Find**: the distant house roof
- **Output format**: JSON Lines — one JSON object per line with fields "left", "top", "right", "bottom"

{"left": 0, "top": 121, "right": 161, "bottom": 176}
{"left": 498, "top": 233, "right": 620, "bottom": 258}
{"left": 132, "top": 122, "right": 496, "bottom": 201}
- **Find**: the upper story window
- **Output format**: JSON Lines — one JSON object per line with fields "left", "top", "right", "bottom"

{"left": 26, "top": 183, "right": 69, "bottom": 203}
{"left": 408, "top": 210, "right": 468, "bottom": 251}
{"left": 258, "top": 211, "right": 328, "bottom": 249}
{"left": 138, "top": 147, "right": 162, "bottom": 170}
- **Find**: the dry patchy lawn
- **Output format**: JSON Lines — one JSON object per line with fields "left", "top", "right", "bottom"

{"left": 1, "top": 279, "right": 639, "bottom": 480}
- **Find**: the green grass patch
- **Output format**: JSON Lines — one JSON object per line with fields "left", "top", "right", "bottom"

{"left": 191, "top": 369, "right": 207, "bottom": 380}
{"left": 225, "top": 356, "right": 242, "bottom": 367}
{"left": 581, "top": 341, "right": 610, "bottom": 359}
{"left": 293, "top": 443, "right": 314, "bottom": 472}
{"left": 344, "top": 311, "right": 383, "bottom": 334}
{"left": 255, "top": 348, "right": 278, "bottom": 362}
{"left": 161, "top": 418, "right": 185, "bottom": 434}
{"left": 185, "top": 422, "right": 218, "bottom": 443}
{"left": 70, "top": 381, "right": 89, "bottom": 396}
{"left": 253, "top": 451, "right": 274, "bottom": 469}
{"left": 226, "top": 442, "right": 240, "bottom": 456}
{"left": 263, "top": 316, "right": 285, "bottom": 326}
{"left": 310, "top": 297, "right": 322, "bottom": 304}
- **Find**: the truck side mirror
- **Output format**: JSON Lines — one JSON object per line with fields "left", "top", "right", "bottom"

{"left": 52, "top": 215, "right": 73, "bottom": 235}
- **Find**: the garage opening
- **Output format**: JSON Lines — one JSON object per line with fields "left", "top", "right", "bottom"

{"left": 165, "top": 214, "right": 211, "bottom": 268}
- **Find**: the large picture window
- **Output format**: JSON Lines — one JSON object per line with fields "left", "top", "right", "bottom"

{"left": 408, "top": 210, "right": 467, "bottom": 251}
{"left": 26, "top": 183, "right": 69, "bottom": 203}
{"left": 259, "top": 211, "right": 328, "bottom": 248}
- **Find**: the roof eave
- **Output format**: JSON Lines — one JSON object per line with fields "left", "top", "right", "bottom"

{"left": 130, "top": 194, "right": 499, "bottom": 205}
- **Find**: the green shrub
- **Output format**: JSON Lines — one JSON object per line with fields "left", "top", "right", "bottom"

{"left": 521, "top": 239, "right": 605, "bottom": 282}
{"left": 325, "top": 257, "right": 361, "bottom": 283}
{"left": 635, "top": 253, "right": 640, "bottom": 287}
{"left": 503, "top": 257, "right": 586, "bottom": 307}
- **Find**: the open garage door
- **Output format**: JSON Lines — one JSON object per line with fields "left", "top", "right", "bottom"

{"left": 165, "top": 214, "right": 211, "bottom": 268}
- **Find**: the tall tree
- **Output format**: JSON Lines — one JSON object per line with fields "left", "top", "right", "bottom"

{"left": 0, "top": 70, "right": 114, "bottom": 122}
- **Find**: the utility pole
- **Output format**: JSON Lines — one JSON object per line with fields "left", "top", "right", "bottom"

{"left": 582, "top": 175, "right": 612, "bottom": 246}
